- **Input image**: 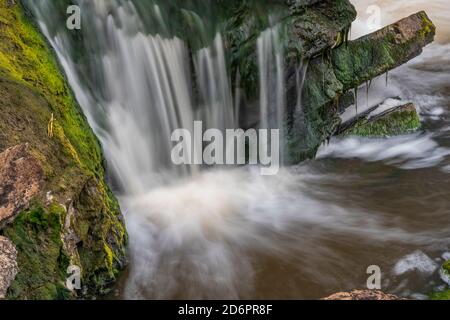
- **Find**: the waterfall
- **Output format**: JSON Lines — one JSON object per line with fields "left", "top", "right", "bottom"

{"left": 25, "top": 0, "right": 289, "bottom": 298}
{"left": 257, "top": 25, "right": 286, "bottom": 163}
{"left": 27, "top": 0, "right": 239, "bottom": 191}
{"left": 22, "top": 0, "right": 450, "bottom": 300}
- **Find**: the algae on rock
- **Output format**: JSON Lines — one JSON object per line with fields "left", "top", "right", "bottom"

{"left": 341, "top": 103, "right": 421, "bottom": 137}
{"left": 0, "top": 0, "right": 127, "bottom": 299}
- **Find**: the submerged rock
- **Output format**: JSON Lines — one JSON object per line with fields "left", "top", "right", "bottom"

{"left": 339, "top": 103, "right": 421, "bottom": 137}
{"left": 0, "top": 236, "right": 18, "bottom": 299}
{"left": 322, "top": 290, "right": 403, "bottom": 300}
{"left": 393, "top": 251, "right": 438, "bottom": 276}
{"left": 0, "top": 144, "right": 43, "bottom": 226}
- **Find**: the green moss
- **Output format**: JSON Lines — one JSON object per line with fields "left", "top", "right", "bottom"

{"left": 3, "top": 204, "right": 72, "bottom": 300}
{"left": 443, "top": 260, "right": 450, "bottom": 273}
{"left": 0, "top": 0, "right": 127, "bottom": 299}
{"left": 0, "top": 0, "right": 102, "bottom": 175}
{"left": 419, "top": 12, "right": 436, "bottom": 40}
{"left": 344, "top": 107, "right": 421, "bottom": 137}
{"left": 430, "top": 290, "right": 450, "bottom": 300}
{"left": 332, "top": 11, "right": 435, "bottom": 92}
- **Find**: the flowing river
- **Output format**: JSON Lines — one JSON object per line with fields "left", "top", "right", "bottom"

{"left": 26, "top": 0, "right": 450, "bottom": 299}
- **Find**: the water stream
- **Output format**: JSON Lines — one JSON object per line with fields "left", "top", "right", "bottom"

{"left": 26, "top": 0, "right": 450, "bottom": 299}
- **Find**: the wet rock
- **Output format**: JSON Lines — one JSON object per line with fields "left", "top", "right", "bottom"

{"left": 323, "top": 290, "right": 404, "bottom": 300}
{"left": 393, "top": 250, "right": 438, "bottom": 276}
{"left": 332, "top": 11, "right": 436, "bottom": 91}
{"left": 338, "top": 103, "right": 421, "bottom": 137}
{"left": 285, "top": 0, "right": 356, "bottom": 59}
{"left": 286, "top": 11, "right": 434, "bottom": 162}
{"left": 439, "top": 260, "right": 450, "bottom": 286}
{"left": 0, "top": 236, "right": 18, "bottom": 299}
{"left": 0, "top": 144, "right": 43, "bottom": 227}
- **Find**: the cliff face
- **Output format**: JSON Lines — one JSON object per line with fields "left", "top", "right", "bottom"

{"left": 0, "top": 0, "right": 127, "bottom": 299}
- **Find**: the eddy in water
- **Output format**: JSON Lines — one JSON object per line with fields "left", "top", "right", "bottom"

{"left": 2, "top": 0, "right": 447, "bottom": 301}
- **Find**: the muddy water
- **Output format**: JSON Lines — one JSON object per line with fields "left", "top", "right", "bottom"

{"left": 106, "top": 0, "right": 450, "bottom": 299}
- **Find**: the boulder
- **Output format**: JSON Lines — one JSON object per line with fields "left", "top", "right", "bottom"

{"left": 323, "top": 289, "right": 403, "bottom": 300}
{"left": 0, "top": 236, "right": 18, "bottom": 299}
{"left": 338, "top": 102, "right": 421, "bottom": 137}
{"left": 0, "top": 144, "right": 43, "bottom": 227}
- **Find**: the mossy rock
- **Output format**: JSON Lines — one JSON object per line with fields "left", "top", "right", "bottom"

{"left": 430, "top": 289, "right": 450, "bottom": 300}
{"left": 0, "top": 0, "right": 127, "bottom": 299}
{"left": 439, "top": 260, "right": 450, "bottom": 286}
{"left": 3, "top": 204, "right": 72, "bottom": 300}
{"left": 342, "top": 103, "right": 421, "bottom": 137}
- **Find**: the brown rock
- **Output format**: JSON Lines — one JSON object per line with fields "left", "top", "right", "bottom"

{"left": 322, "top": 289, "right": 404, "bottom": 300}
{"left": 0, "top": 236, "right": 18, "bottom": 299}
{"left": 0, "top": 144, "right": 43, "bottom": 226}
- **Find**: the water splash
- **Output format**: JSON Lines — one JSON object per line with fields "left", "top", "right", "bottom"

{"left": 317, "top": 133, "right": 450, "bottom": 170}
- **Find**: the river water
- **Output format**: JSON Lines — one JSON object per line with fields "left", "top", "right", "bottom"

{"left": 28, "top": 0, "right": 450, "bottom": 299}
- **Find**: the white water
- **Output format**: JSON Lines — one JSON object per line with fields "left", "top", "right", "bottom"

{"left": 27, "top": 0, "right": 450, "bottom": 299}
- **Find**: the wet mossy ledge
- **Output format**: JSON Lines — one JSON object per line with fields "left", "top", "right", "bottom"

{"left": 340, "top": 103, "right": 422, "bottom": 137}
{"left": 0, "top": 0, "right": 127, "bottom": 299}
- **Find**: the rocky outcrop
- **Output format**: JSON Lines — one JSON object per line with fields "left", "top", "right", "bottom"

{"left": 332, "top": 11, "right": 436, "bottom": 92}
{"left": 224, "top": 0, "right": 435, "bottom": 162}
{"left": 287, "top": 11, "right": 435, "bottom": 161}
{"left": 322, "top": 290, "right": 403, "bottom": 300}
{"left": 0, "top": 0, "right": 127, "bottom": 299}
{"left": 0, "top": 236, "right": 18, "bottom": 299}
{"left": 0, "top": 144, "right": 43, "bottom": 226}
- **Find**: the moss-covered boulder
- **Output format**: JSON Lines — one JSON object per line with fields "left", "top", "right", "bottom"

{"left": 340, "top": 103, "right": 421, "bottom": 137}
{"left": 439, "top": 260, "right": 450, "bottom": 286}
{"left": 0, "top": 0, "right": 127, "bottom": 299}
{"left": 430, "top": 290, "right": 450, "bottom": 300}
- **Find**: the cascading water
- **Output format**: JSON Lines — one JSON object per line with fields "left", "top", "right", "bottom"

{"left": 257, "top": 25, "right": 286, "bottom": 162}
{"left": 26, "top": 0, "right": 450, "bottom": 299}
{"left": 26, "top": 0, "right": 292, "bottom": 298}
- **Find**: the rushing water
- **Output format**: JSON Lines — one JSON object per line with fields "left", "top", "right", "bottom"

{"left": 27, "top": 0, "right": 450, "bottom": 299}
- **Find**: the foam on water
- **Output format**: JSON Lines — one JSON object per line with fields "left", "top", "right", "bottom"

{"left": 393, "top": 251, "right": 438, "bottom": 275}
{"left": 318, "top": 133, "right": 450, "bottom": 170}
